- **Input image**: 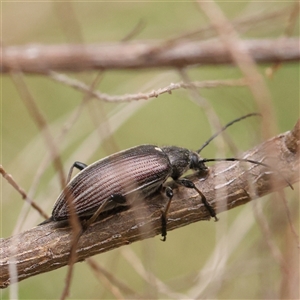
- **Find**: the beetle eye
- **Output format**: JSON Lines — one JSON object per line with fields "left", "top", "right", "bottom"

{"left": 190, "top": 153, "right": 200, "bottom": 170}
{"left": 190, "top": 153, "right": 208, "bottom": 171}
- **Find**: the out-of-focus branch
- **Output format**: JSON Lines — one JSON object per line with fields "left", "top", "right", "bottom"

{"left": 49, "top": 73, "right": 248, "bottom": 102}
{"left": 0, "top": 120, "right": 299, "bottom": 289}
{"left": 1, "top": 38, "right": 299, "bottom": 74}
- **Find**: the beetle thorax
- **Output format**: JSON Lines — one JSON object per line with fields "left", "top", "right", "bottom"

{"left": 161, "top": 146, "right": 194, "bottom": 180}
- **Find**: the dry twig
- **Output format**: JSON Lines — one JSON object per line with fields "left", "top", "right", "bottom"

{"left": 2, "top": 38, "right": 299, "bottom": 74}
{"left": 0, "top": 120, "right": 299, "bottom": 289}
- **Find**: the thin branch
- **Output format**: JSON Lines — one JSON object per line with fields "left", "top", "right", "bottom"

{"left": 49, "top": 72, "right": 248, "bottom": 102}
{"left": 266, "top": 3, "right": 299, "bottom": 77}
{"left": 163, "top": 5, "right": 294, "bottom": 45}
{"left": 278, "top": 190, "right": 299, "bottom": 245}
{"left": 10, "top": 72, "right": 66, "bottom": 189}
{"left": 0, "top": 165, "right": 48, "bottom": 220}
{"left": 198, "top": 1, "right": 276, "bottom": 139}
{"left": 1, "top": 38, "right": 299, "bottom": 74}
{"left": 0, "top": 120, "right": 299, "bottom": 289}
{"left": 86, "top": 258, "right": 139, "bottom": 297}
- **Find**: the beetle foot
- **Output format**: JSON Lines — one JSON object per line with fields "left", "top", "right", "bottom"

{"left": 160, "top": 209, "right": 167, "bottom": 242}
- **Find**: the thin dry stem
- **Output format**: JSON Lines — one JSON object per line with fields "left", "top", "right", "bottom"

{"left": 86, "top": 259, "right": 127, "bottom": 300}
{"left": 49, "top": 71, "right": 248, "bottom": 102}
{"left": 0, "top": 165, "right": 48, "bottom": 219}
{"left": 266, "top": 3, "right": 299, "bottom": 77}
{"left": 10, "top": 72, "right": 66, "bottom": 189}
{"left": 198, "top": 1, "right": 277, "bottom": 139}
{"left": 278, "top": 190, "right": 299, "bottom": 246}
{"left": 155, "top": 5, "right": 294, "bottom": 47}
{"left": 86, "top": 258, "right": 138, "bottom": 297}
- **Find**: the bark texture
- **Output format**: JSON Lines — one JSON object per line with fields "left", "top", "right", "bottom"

{"left": 1, "top": 38, "right": 299, "bottom": 74}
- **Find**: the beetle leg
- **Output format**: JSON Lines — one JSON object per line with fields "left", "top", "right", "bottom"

{"left": 83, "top": 198, "right": 110, "bottom": 228}
{"left": 161, "top": 186, "right": 173, "bottom": 241}
{"left": 176, "top": 178, "right": 218, "bottom": 221}
{"left": 83, "top": 193, "right": 127, "bottom": 229}
{"left": 67, "top": 161, "right": 88, "bottom": 183}
{"left": 110, "top": 193, "right": 127, "bottom": 204}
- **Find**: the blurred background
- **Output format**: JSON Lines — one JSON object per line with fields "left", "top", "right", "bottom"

{"left": 1, "top": 1, "right": 299, "bottom": 299}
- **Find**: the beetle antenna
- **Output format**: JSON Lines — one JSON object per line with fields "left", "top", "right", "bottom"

{"left": 201, "top": 157, "right": 294, "bottom": 190}
{"left": 196, "top": 113, "right": 261, "bottom": 154}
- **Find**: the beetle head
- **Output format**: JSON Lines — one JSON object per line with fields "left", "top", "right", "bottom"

{"left": 189, "top": 152, "right": 208, "bottom": 172}
{"left": 162, "top": 146, "right": 208, "bottom": 179}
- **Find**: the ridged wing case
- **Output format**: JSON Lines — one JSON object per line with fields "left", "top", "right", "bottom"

{"left": 52, "top": 145, "right": 171, "bottom": 220}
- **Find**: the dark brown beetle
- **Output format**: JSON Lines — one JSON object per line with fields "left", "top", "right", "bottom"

{"left": 41, "top": 113, "right": 292, "bottom": 240}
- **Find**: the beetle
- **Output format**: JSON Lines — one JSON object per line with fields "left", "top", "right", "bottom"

{"left": 50, "top": 143, "right": 215, "bottom": 241}
{"left": 40, "top": 113, "right": 292, "bottom": 241}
